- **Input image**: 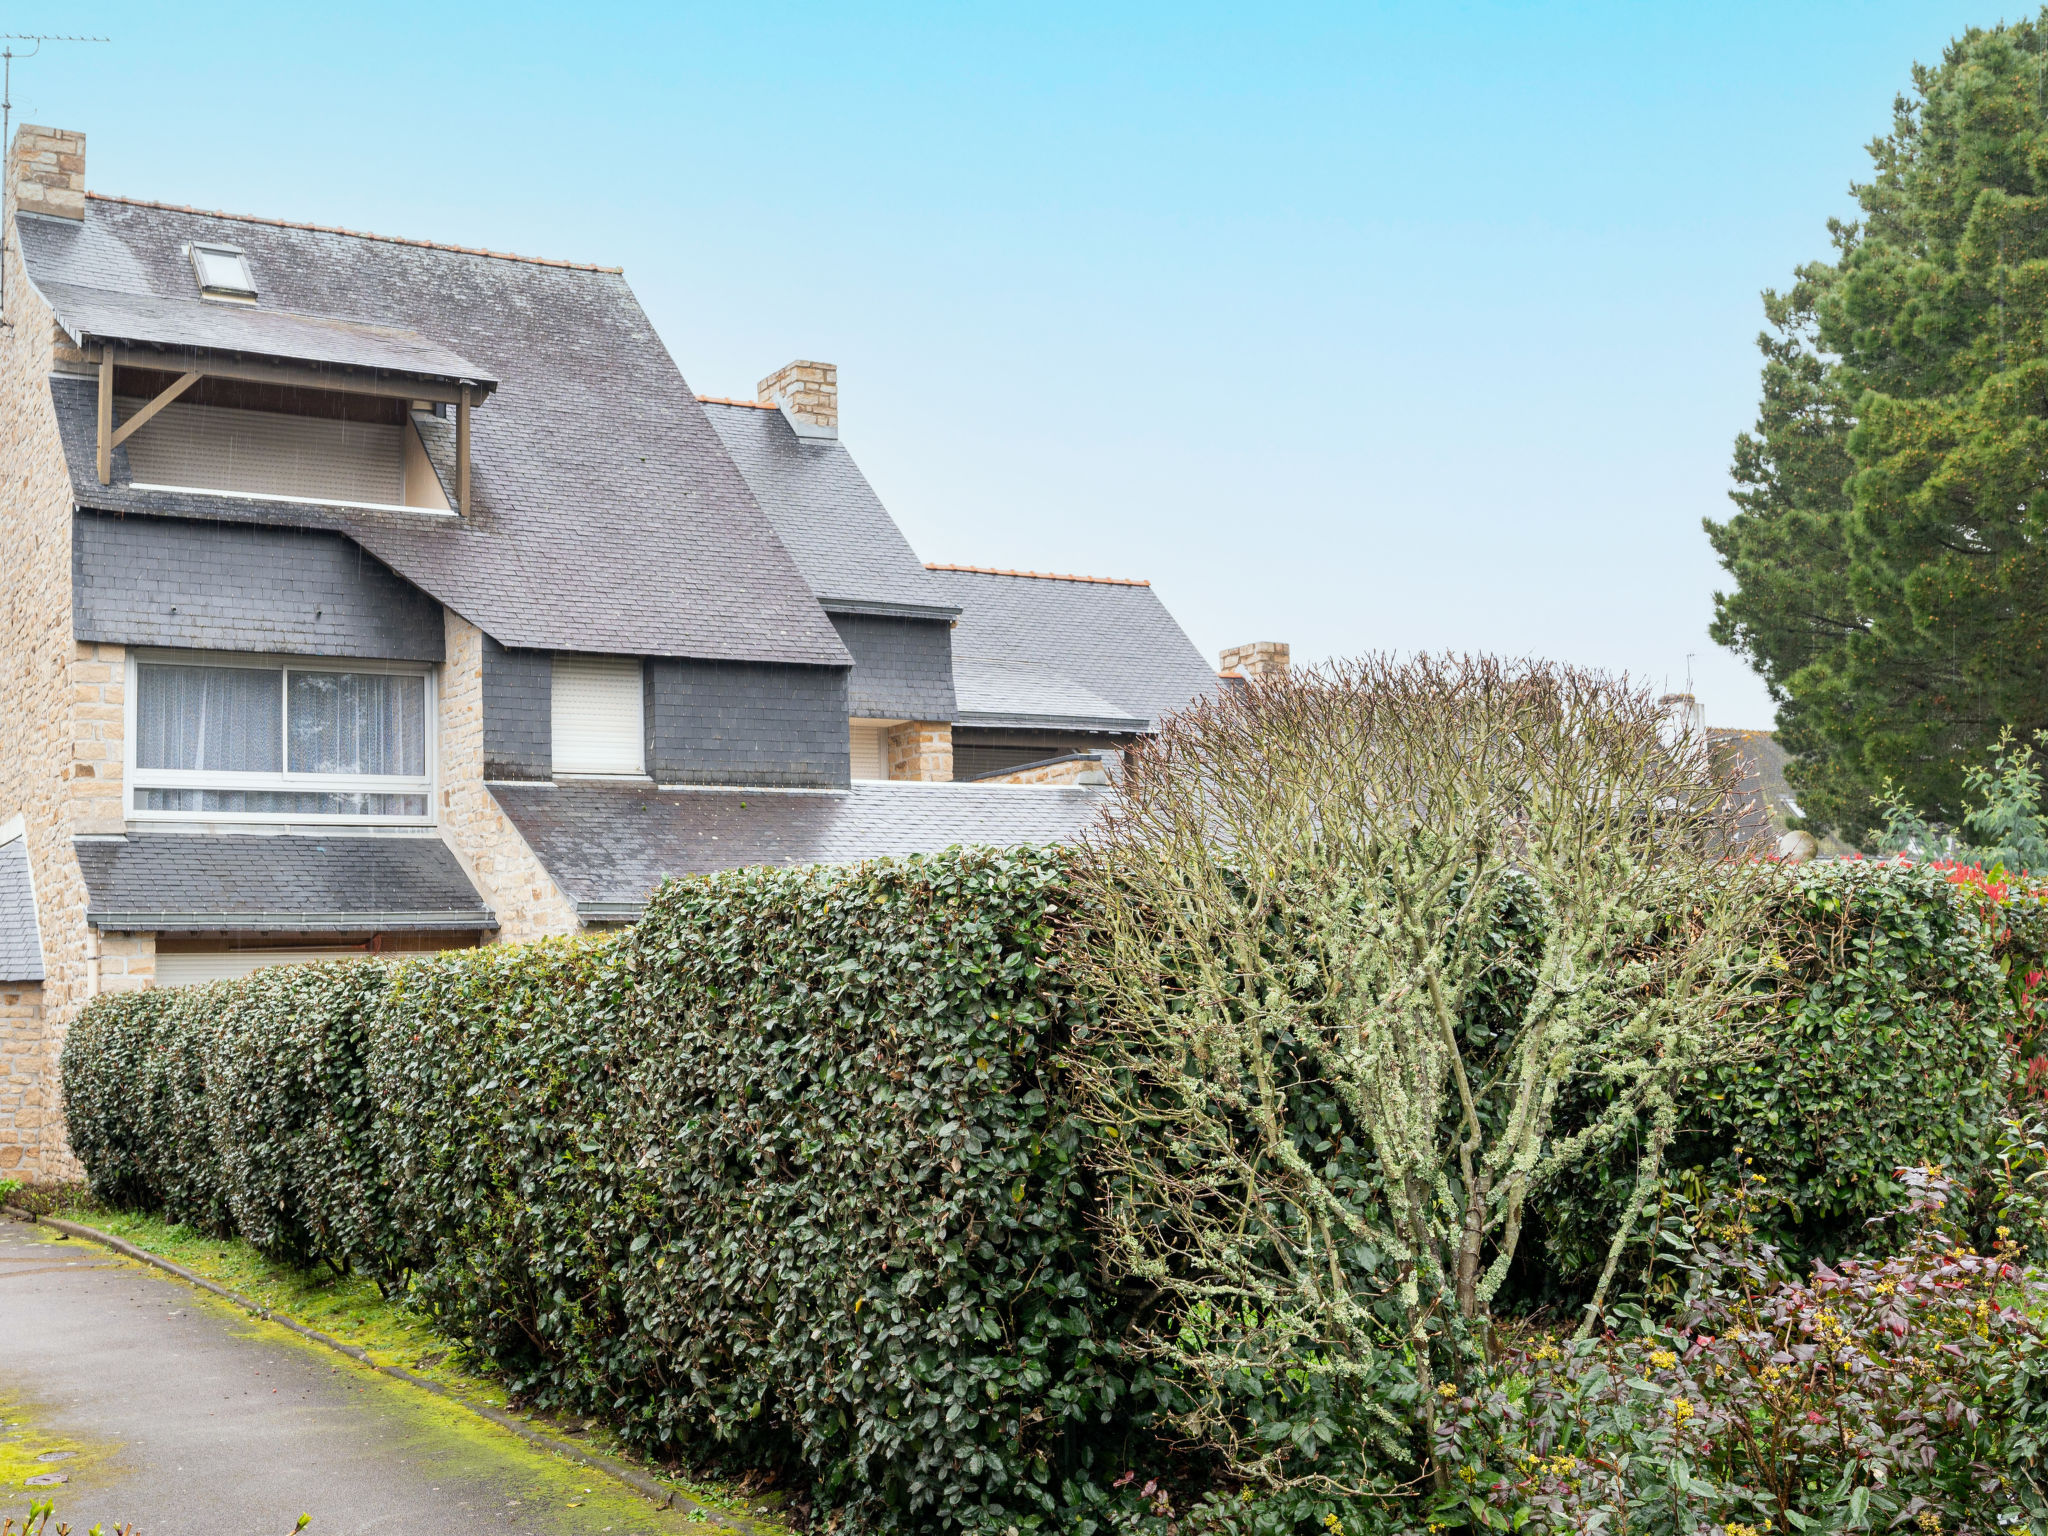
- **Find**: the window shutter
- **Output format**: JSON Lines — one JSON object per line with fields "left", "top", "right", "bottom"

{"left": 850, "top": 722, "right": 889, "bottom": 781}
{"left": 118, "top": 398, "right": 408, "bottom": 507}
{"left": 156, "top": 948, "right": 361, "bottom": 988}
{"left": 552, "top": 656, "right": 645, "bottom": 775}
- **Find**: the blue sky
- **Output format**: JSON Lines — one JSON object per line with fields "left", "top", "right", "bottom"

{"left": 7, "top": 1, "right": 2020, "bottom": 725}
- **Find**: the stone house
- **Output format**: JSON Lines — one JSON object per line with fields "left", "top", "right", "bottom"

{"left": 0, "top": 125, "right": 1243, "bottom": 1180}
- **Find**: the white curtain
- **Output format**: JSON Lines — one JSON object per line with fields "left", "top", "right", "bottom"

{"left": 135, "top": 665, "right": 283, "bottom": 772}
{"left": 287, "top": 672, "right": 426, "bottom": 776}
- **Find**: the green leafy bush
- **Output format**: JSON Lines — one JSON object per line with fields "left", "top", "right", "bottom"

{"left": 61, "top": 981, "right": 229, "bottom": 1230}
{"left": 1533, "top": 858, "right": 2030, "bottom": 1289}
{"left": 61, "top": 847, "right": 1144, "bottom": 1536}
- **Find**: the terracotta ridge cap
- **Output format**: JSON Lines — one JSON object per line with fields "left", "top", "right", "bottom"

{"left": 84, "top": 192, "right": 624, "bottom": 273}
{"left": 924, "top": 561, "right": 1149, "bottom": 587}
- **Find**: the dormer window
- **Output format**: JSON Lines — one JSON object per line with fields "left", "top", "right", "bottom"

{"left": 190, "top": 243, "right": 257, "bottom": 302}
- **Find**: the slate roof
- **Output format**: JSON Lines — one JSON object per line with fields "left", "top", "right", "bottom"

{"left": 924, "top": 567, "right": 1219, "bottom": 731}
{"left": 0, "top": 837, "right": 45, "bottom": 983}
{"left": 951, "top": 657, "right": 1146, "bottom": 733}
{"left": 20, "top": 199, "right": 847, "bottom": 667}
{"left": 701, "top": 400, "right": 957, "bottom": 617}
{"left": 74, "top": 833, "right": 496, "bottom": 932}
{"left": 1708, "top": 728, "right": 1849, "bottom": 855}
{"left": 492, "top": 780, "right": 1106, "bottom": 917}
{"left": 35, "top": 280, "right": 495, "bottom": 388}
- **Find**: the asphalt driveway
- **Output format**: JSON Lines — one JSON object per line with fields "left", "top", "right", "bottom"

{"left": 0, "top": 1217, "right": 709, "bottom": 1534}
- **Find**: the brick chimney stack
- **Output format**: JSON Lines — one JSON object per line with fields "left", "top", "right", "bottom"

{"left": 758, "top": 359, "right": 838, "bottom": 441}
{"left": 1220, "top": 642, "right": 1289, "bottom": 681}
{"left": 8, "top": 125, "right": 84, "bottom": 221}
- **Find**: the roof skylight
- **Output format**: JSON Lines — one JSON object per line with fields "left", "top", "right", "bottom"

{"left": 190, "top": 243, "right": 257, "bottom": 302}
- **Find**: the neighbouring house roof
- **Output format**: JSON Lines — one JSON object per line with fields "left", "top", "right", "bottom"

{"left": 949, "top": 657, "right": 1146, "bottom": 734}
{"left": 491, "top": 781, "right": 1107, "bottom": 919}
{"left": 923, "top": 565, "right": 1219, "bottom": 732}
{"left": 700, "top": 399, "right": 957, "bottom": 618}
{"left": 0, "top": 837, "right": 45, "bottom": 983}
{"left": 74, "top": 834, "right": 496, "bottom": 932}
{"left": 20, "top": 197, "right": 848, "bottom": 668}
{"left": 1708, "top": 727, "right": 1850, "bottom": 854}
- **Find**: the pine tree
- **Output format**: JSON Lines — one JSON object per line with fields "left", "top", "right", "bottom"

{"left": 1709, "top": 21, "right": 2048, "bottom": 840}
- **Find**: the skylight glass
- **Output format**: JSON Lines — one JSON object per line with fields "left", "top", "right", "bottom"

{"left": 190, "top": 243, "right": 256, "bottom": 300}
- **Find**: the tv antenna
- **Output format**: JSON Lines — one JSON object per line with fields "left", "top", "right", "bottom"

{"left": 0, "top": 33, "right": 110, "bottom": 323}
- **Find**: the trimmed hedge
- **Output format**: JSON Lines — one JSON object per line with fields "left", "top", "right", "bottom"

{"left": 60, "top": 849, "right": 2043, "bottom": 1530}
{"left": 63, "top": 847, "right": 1140, "bottom": 1534}
{"left": 1533, "top": 858, "right": 2036, "bottom": 1287}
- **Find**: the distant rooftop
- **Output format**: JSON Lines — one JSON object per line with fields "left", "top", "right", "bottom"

{"left": 925, "top": 562, "right": 1150, "bottom": 588}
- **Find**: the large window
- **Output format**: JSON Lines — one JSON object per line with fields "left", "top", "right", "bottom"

{"left": 128, "top": 655, "right": 433, "bottom": 822}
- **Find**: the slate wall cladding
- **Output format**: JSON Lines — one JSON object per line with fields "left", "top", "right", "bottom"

{"left": 72, "top": 510, "right": 444, "bottom": 660}
{"left": 481, "top": 634, "right": 551, "bottom": 780}
{"left": 828, "top": 612, "right": 957, "bottom": 722}
{"left": 645, "top": 659, "right": 852, "bottom": 789}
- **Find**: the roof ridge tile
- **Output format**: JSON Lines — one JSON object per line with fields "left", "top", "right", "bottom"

{"left": 925, "top": 561, "right": 1149, "bottom": 588}
{"left": 84, "top": 192, "right": 623, "bottom": 273}
{"left": 696, "top": 395, "right": 782, "bottom": 410}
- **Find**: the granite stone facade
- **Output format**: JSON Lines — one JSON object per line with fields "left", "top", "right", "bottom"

{"left": 0, "top": 181, "right": 119, "bottom": 1179}
{"left": 438, "top": 613, "right": 581, "bottom": 942}
{"left": 887, "top": 721, "right": 954, "bottom": 783}
{"left": 0, "top": 985, "right": 49, "bottom": 1176}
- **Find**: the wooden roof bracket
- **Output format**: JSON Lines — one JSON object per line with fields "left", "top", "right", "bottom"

{"left": 457, "top": 384, "right": 471, "bottom": 516}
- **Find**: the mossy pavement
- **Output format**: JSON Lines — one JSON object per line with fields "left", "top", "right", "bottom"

{"left": 0, "top": 1213, "right": 793, "bottom": 1534}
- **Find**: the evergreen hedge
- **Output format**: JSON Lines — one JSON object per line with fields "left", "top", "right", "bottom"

{"left": 62, "top": 847, "right": 1140, "bottom": 1535}
{"left": 59, "top": 850, "right": 2043, "bottom": 1531}
{"left": 1532, "top": 858, "right": 2041, "bottom": 1288}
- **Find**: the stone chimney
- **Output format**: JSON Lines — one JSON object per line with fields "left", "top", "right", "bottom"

{"left": 1220, "top": 642, "right": 1290, "bottom": 681}
{"left": 8, "top": 125, "right": 84, "bottom": 220}
{"left": 1658, "top": 692, "right": 1706, "bottom": 740}
{"left": 758, "top": 359, "right": 838, "bottom": 441}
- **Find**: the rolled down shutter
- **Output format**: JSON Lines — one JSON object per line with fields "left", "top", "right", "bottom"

{"left": 850, "top": 722, "right": 889, "bottom": 781}
{"left": 117, "top": 398, "right": 408, "bottom": 507}
{"left": 155, "top": 948, "right": 359, "bottom": 988}
{"left": 551, "top": 656, "right": 645, "bottom": 775}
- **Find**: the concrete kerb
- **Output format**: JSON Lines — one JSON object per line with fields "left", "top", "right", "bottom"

{"left": 0, "top": 1205, "right": 759, "bottom": 1532}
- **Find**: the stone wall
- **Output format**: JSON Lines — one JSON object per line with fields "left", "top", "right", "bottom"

{"left": 8, "top": 126, "right": 83, "bottom": 221}
{"left": 0, "top": 144, "right": 123, "bottom": 1178}
{"left": 978, "top": 753, "right": 1109, "bottom": 787}
{"left": 1219, "top": 641, "right": 1289, "bottom": 680}
{"left": 757, "top": 359, "right": 837, "bottom": 438}
{"left": 88, "top": 930, "right": 154, "bottom": 996}
{"left": 0, "top": 984, "right": 50, "bottom": 1178}
{"left": 437, "top": 612, "right": 582, "bottom": 942}
{"left": 888, "top": 721, "right": 953, "bottom": 782}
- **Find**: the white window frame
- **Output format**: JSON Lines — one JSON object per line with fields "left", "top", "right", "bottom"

{"left": 124, "top": 650, "right": 437, "bottom": 827}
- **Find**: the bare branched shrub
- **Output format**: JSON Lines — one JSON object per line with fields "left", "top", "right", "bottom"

{"left": 1069, "top": 655, "right": 1775, "bottom": 1491}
